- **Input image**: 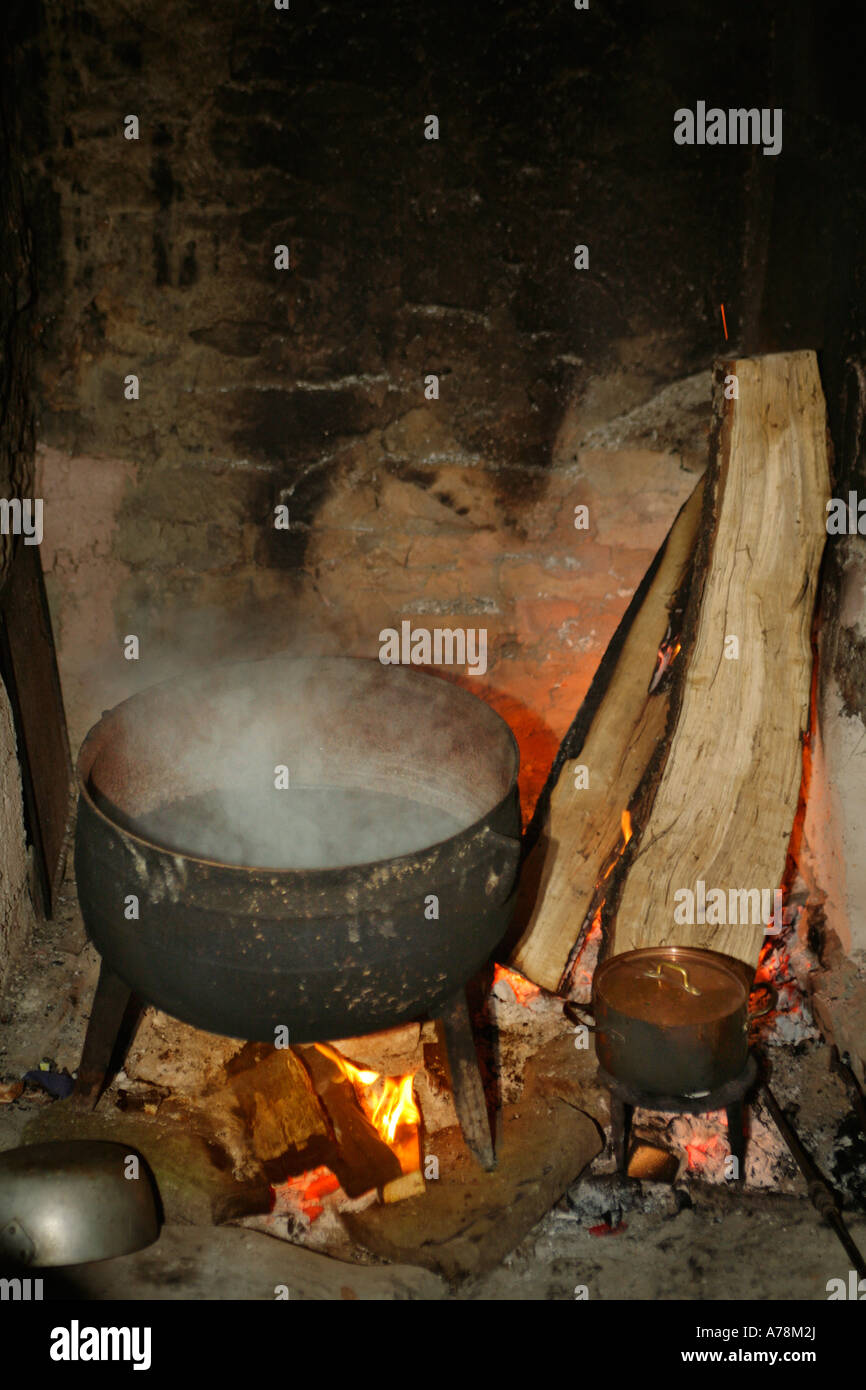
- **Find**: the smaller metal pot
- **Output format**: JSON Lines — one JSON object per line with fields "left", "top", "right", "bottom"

{"left": 586, "top": 946, "right": 775, "bottom": 1096}
{"left": 0, "top": 1140, "right": 160, "bottom": 1267}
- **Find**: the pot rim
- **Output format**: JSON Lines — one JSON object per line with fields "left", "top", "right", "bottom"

{"left": 593, "top": 944, "right": 753, "bottom": 1011}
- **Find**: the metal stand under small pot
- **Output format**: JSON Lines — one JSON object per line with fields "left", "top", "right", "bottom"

{"left": 599, "top": 1053, "right": 759, "bottom": 1177}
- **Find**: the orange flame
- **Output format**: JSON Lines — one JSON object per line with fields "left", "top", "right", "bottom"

{"left": 601, "top": 809, "right": 633, "bottom": 882}
{"left": 314, "top": 1043, "right": 420, "bottom": 1151}
{"left": 368, "top": 1073, "right": 420, "bottom": 1145}
{"left": 315, "top": 1041, "right": 378, "bottom": 1087}
{"left": 650, "top": 637, "right": 682, "bottom": 692}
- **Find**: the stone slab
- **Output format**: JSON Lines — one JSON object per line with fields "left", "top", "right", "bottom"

{"left": 343, "top": 1035, "right": 605, "bottom": 1279}
{"left": 21, "top": 1104, "right": 269, "bottom": 1227}
{"left": 50, "top": 1223, "right": 447, "bottom": 1302}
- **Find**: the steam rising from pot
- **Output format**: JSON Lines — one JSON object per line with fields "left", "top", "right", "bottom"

{"left": 131, "top": 785, "right": 464, "bottom": 869}
{"left": 82, "top": 655, "right": 516, "bottom": 871}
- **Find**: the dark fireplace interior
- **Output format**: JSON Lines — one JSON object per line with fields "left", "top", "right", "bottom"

{"left": 1, "top": 0, "right": 866, "bottom": 1311}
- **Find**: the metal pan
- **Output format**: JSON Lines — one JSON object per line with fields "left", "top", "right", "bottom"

{"left": 585, "top": 946, "right": 776, "bottom": 1095}
{"left": 0, "top": 1140, "right": 160, "bottom": 1267}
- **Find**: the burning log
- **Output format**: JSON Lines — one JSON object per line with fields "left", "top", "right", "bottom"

{"left": 209, "top": 1039, "right": 424, "bottom": 1205}
{"left": 296, "top": 1044, "right": 423, "bottom": 1201}
{"left": 224, "top": 1043, "right": 333, "bottom": 1177}
{"left": 511, "top": 350, "right": 831, "bottom": 986}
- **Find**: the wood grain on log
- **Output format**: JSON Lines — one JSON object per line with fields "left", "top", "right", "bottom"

{"left": 612, "top": 351, "right": 831, "bottom": 966}
{"left": 225, "top": 1043, "right": 332, "bottom": 1169}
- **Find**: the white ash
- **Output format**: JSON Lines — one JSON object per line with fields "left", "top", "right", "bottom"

{"left": 592, "top": 1101, "right": 802, "bottom": 1192}
{"left": 490, "top": 970, "right": 569, "bottom": 1105}
{"left": 242, "top": 1173, "right": 378, "bottom": 1261}
{"left": 564, "top": 1171, "right": 676, "bottom": 1225}
{"left": 490, "top": 971, "right": 559, "bottom": 1029}
{"left": 562, "top": 911, "right": 603, "bottom": 1005}
{"left": 753, "top": 907, "right": 821, "bottom": 1049}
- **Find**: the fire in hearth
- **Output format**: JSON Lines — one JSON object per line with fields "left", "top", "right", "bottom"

{"left": 314, "top": 1042, "right": 421, "bottom": 1174}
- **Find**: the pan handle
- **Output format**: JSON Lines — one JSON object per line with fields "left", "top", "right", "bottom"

{"left": 564, "top": 1000, "right": 625, "bottom": 1044}
{"left": 564, "top": 1000, "right": 598, "bottom": 1032}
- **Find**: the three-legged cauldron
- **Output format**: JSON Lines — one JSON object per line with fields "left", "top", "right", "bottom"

{"left": 72, "top": 655, "right": 522, "bottom": 1167}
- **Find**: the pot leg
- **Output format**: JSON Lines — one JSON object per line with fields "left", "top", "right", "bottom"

{"left": 725, "top": 1100, "right": 746, "bottom": 1178}
{"left": 438, "top": 988, "right": 496, "bottom": 1171}
{"left": 610, "top": 1092, "right": 632, "bottom": 1176}
{"left": 71, "top": 960, "right": 139, "bottom": 1111}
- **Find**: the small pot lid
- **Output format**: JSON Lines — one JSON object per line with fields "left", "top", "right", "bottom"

{"left": 594, "top": 947, "right": 749, "bottom": 1026}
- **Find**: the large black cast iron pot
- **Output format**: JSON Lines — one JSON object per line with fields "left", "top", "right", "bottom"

{"left": 75, "top": 655, "right": 521, "bottom": 1042}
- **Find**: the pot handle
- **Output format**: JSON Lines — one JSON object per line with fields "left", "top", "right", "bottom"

{"left": 641, "top": 961, "right": 701, "bottom": 995}
{"left": 564, "top": 1000, "right": 598, "bottom": 1032}
{"left": 749, "top": 982, "right": 777, "bottom": 1020}
{"left": 564, "top": 1001, "right": 626, "bottom": 1044}
{"left": 478, "top": 825, "right": 523, "bottom": 904}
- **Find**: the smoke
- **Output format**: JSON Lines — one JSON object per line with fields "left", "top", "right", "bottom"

{"left": 83, "top": 654, "right": 516, "bottom": 871}
{"left": 132, "top": 786, "right": 464, "bottom": 869}
{"left": 66, "top": 595, "right": 345, "bottom": 757}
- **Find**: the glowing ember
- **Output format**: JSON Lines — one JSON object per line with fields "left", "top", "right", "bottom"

{"left": 564, "top": 904, "right": 603, "bottom": 1000}
{"left": 755, "top": 936, "right": 791, "bottom": 991}
{"left": 649, "top": 632, "right": 682, "bottom": 692}
{"left": 751, "top": 908, "right": 817, "bottom": 1043}
{"left": 588, "top": 1220, "right": 628, "bottom": 1236}
{"left": 282, "top": 1167, "right": 340, "bottom": 1222}
{"left": 494, "top": 962, "right": 541, "bottom": 1006}
{"left": 684, "top": 1131, "right": 729, "bottom": 1173}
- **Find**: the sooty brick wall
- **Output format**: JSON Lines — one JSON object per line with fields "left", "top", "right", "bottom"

{"left": 18, "top": 0, "right": 784, "bottom": 799}
{"left": 21, "top": 1, "right": 764, "bottom": 509}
